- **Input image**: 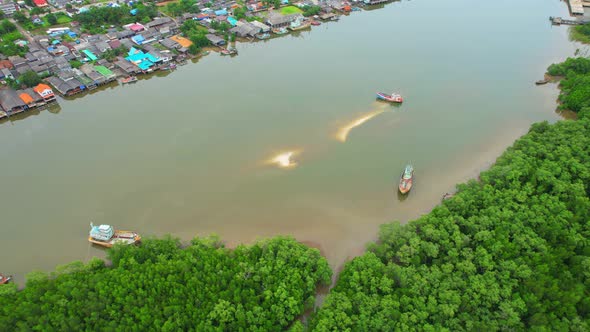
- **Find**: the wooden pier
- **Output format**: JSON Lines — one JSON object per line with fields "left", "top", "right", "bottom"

{"left": 550, "top": 16, "right": 586, "bottom": 25}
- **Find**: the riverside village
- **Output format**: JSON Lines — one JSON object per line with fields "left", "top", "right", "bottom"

{"left": 0, "top": 0, "right": 387, "bottom": 120}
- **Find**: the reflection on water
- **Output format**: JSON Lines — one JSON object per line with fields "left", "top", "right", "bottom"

{"left": 335, "top": 102, "right": 391, "bottom": 142}
{"left": 267, "top": 150, "right": 301, "bottom": 169}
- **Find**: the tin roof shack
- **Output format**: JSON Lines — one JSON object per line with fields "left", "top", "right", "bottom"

{"left": 266, "top": 12, "right": 302, "bottom": 29}
{"left": 250, "top": 20, "right": 271, "bottom": 33}
{"left": 113, "top": 56, "right": 140, "bottom": 75}
{"left": 8, "top": 56, "right": 28, "bottom": 69}
{"left": 206, "top": 34, "right": 226, "bottom": 46}
{"left": 0, "top": 89, "right": 27, "bottom": 114}
{"left": 94, "top": 65, "right": 117, "bottom": 81}
{"left": 229, "top": 22, "right": 260, "bottom": 37}
{"left": 142, "top": 45, "right": 172, "bottom": 62}
{"left": 80, "top": 63, "right": 107, "bottom": 86}
{"left": 19, "top": 88, "right": 47, "bottom": 107}
{"left": 0, "top": 2, "right": 19, "bottom": 16}
{"left": 160, "top": 38, "right": 180, "bottom": 50}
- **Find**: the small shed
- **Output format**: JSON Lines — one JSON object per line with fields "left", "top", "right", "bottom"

{"left": 205, "top": 34, "right": 226, "bottom": 46}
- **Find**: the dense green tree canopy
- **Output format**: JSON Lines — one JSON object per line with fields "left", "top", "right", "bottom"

{"left": 0, "top": 236, "right": 331, "bottom": 331}
{"left": 74, "top": 3, "right": 157, "bottom": 32}
{"left": 18, "top": 70, "right": 41, "bottom": 88}
{"left": 312, "top": 112, "right": 590, "bottom": 330}
{"left": 547, "top": 57, "right": 590, "bottom": 112}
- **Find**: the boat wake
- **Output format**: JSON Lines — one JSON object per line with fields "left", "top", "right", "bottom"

{"left": 335, "top": 103, "right": 390, "bottom": 142}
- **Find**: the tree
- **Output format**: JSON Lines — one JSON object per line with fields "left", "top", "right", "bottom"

{"left": 46, "top": 13, "right": 57, "bottom": 25}
{"left": 18, "top": 70, "right": 41, "bottom": 87}
{"left": 13, "top": 11, "right": 27, "bottom": 24}
{"left": 0, "top": 19, "right": 16, "bottom": 34}
{"left": 233, "top": 6, "right": 247, "bottom": 20}
{"left": 0, "top": 237, "right": 331, "bottom": 331}
{"left": 188, "top": 44, "right": 200, "bottom": 55}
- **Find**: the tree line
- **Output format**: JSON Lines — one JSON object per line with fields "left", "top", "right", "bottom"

{"left": 0, "top": 236, "right": 331, "bottom": 331}
{"left": 310, "top": 80, "right": 590, "bottom": 329}
{"left": 547, "top": 57, "right": 590, "bottom": 113}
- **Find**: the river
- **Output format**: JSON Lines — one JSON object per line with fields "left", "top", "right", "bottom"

{"left": 0, "top": 0, "right": 581, "bottom": 283}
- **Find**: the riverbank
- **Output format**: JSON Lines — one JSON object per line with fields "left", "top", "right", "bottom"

{"left": 310, "top": 56, "right": 590, "bottom": 329}
{"left": 0, "top": 0, "right": 577, "bottom": 289}
{"left": 0, "top": 0, "right": 376, "bottom": 123}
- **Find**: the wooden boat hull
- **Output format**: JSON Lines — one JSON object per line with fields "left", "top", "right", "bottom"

{"left": 399, "top": 166, "right": 414, "bottom": 194}
{"left": 376, "top": 92, "right": 403, "bottom": 103}
{"left": 0, "top": 274, "right": 12, "bottom": 285}
{"left": 89, "top": 230, "right": 141, "bottom": 248}
{"left": 399, "top": 180, "right": 413, "bottom": 194}
{"left": 289, "top": 23, "right": 311, "bottom": 31}
{"left": 535, "top": 79, "right": 549, "bottom": 85}
{"left": 121, "top": 78, "right": 137, "bottom": 84}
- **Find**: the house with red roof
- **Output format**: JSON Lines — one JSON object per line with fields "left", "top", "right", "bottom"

{"left": 33, "top": 0, "right": 48, "bottom": 8}
{"left": 33, "top": 83, "right": 55, "bottom": 101}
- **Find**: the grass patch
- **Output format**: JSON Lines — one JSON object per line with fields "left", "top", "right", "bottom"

{"left": 280, "top": 6, "right": 303, "bottom": 15}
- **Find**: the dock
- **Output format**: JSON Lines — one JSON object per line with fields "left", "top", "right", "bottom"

{"left": 550, "top": 16, "right": 585, "bottom": 25}
{"left": 569, "top": 0, "right": 585, "bottom": 15}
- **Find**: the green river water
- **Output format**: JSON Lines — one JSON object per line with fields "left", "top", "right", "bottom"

{"left": 0, "top": 0, "right": 582, "bottom": 282}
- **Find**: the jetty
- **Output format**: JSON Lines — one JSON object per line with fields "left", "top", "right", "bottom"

{"left": 550, "top": 16, "right": 585, "bottom": 25}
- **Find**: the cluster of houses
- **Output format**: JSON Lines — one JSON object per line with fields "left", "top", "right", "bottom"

{"left": 0, "top": 83, "right": 56, "bottom": 119}
{"left": 0, "top": 0, "right": 390, "bottom": 122}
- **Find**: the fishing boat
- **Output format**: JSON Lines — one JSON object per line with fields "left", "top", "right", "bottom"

{"left": 121, "top": 76, "right": 137, "bottom": 84}
{"left": 399, "top": 164, "right": 414, "bottom": 194}
{"left": 311, "top": 21, "right": 321, "bottom": 26}
{"left": 376, "top": 92, "right": 403, "bottom": 103}
{"left": 535, "top": 79, "right": 549, "bottom": 85}
{"left": 288, "top": 18, "right": 311, "bottom": 31}
{"left": 0, "top": 273, "right": 12, "bottom": 285}
{"left": 256, "top": 33, "right": 270, "bottom": 40}
{"left": 88, "top": 223, "right": 141, "bottom": 248}
{"left": 220, "top": 48, "right": 238, "bottom": 55}
{"left": 272, "top": 27, "right": 289, "bottom": 35}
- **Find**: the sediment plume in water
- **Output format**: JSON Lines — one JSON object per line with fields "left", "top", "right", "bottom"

{"left": 335, "top": 103, "right": 389, "bottom": 142}
{"left": 267, "top": 150, "right": 300, "bottom": 169}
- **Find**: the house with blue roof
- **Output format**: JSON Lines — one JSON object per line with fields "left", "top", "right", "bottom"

{"left": 214, "top": 8, "right": 228, "bottom": 16}
{"left": 131, "top": 35, "right": 145, "bottom": 45}
{"left": 227, "top": 17, "right": 238, "bottom": 26}
{"left": 125, "top": 47, "right": 161, "bottom": 71}
{"left": 82, "top": 49, "right": 98, "bottom": 61}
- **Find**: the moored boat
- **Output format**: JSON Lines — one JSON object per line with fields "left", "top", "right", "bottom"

{"left": 272, "top": 27, "right": 289, "bottom": 35}
{"left": 0, "top": 273, "right": 12, "bottom": 285}
{"left": 376, "top": 91, "right": 403, "bottom": 103}
{"left": 289, "top": 18, "right": 311, "bottom": 31}
{"left": 399, "top": 164, "right": 414, "bottom": 194}
{"left": 535, "top": 79, "right": 549, "bottom": 85}
{"left": 88, "top": 223, "right": 141, "bottom": 248}
{"left": 121, "top": 76, "right": 137, "bottom": 84}
{"left": 311, "top": 21, "right": 321, "bottom": 26}
{"left": 256, "top": 33, "right": 270, "bottom": 40}
{"left": 220, "top": 47, "right": 238, "bottom": 55}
